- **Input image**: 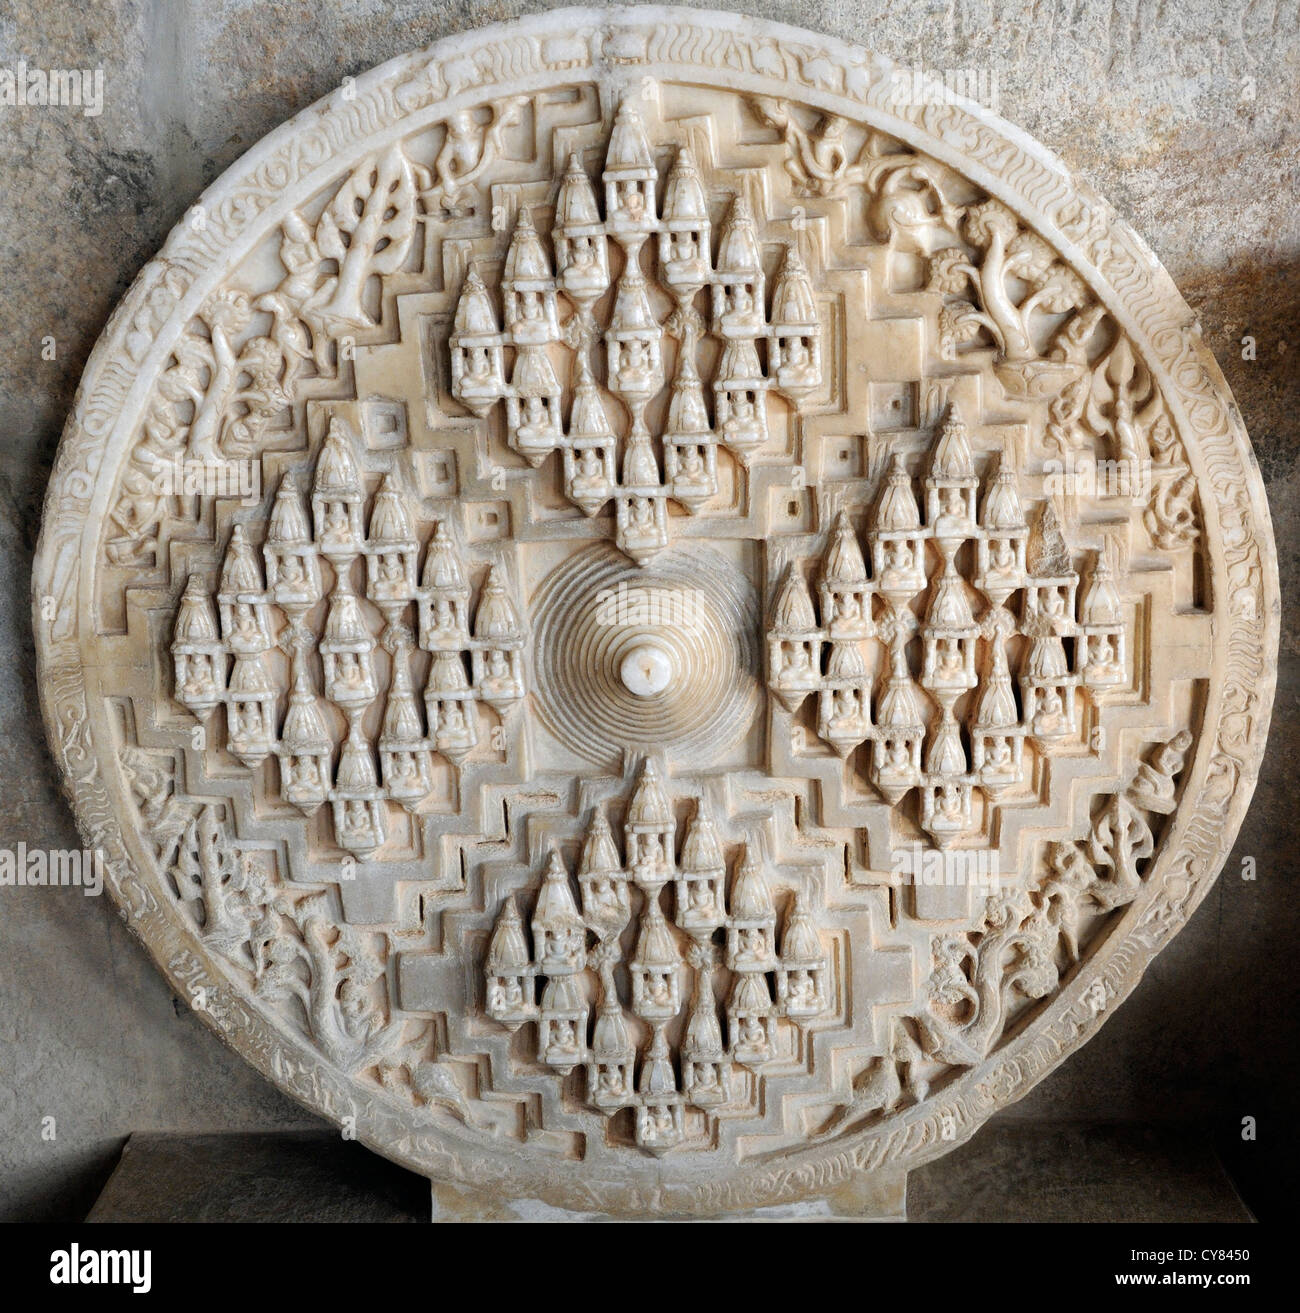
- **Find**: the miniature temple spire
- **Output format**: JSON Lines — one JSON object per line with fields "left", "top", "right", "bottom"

{"left": 421, "top": 521, "right": 465, "bottom": 591}
{"left": 665, "top": 347, "right": 711, "bottom": 436}
{"left": 174, "top": 574, "right": 219, "bottom": 643}
{"left": 729, "top": 844, "right": 774, "bottom": 923}
{"left": 555, "top": 153, "right": 601, "bottom": 227}
{"left": 220, "top": 524, "right": 262, "bottom": 594}
{"left": 503, "top": 207, "right": 551, "bottom": 282}
{"left": 1028, "top": 501, "right": 1074, "bottom": 577}
{"left": 453, "top": 266, "right": 499, "bottom": 336}
{"left": 772, "top": 565, "right": 817, "bottom": 631}
{"left": 488, "top": 895, "right": 531, "bottom": 978}
{"left": 662, "top": 146, "right": 709, "bottom": 226}
{"left": 268, "top": 472, "right": 311, "bottom": 544}
{"left": 368, "top": 473, "right": 414, "bottom": 543}
{"left": 930, "top": 404, "right": 975, "bottom": 481}
{"left": 315, "top": 422, "right": 362, "bottom": 496}
{"left": 874, "top": 454, "right": 922, "bottom": 532}
{"left": 980, "top": 451, "right": 1025, "bottom": 530}
{"left": 1079, "top": 544, "right": 1122, "bottom": 625}
{"left": 580, "top": 806, "right": 622, "bottom": 876}
{"left": 473, "top": 566, "right": 520, "bottom": 640}
{"left": 822, "top": 510, "right": 868, "bottom": 588}
{"left": 716, "top": 195, "right": 762, "bottom": 281}
{"left": 628, "top": 758, "right": 672, "bottom": 827}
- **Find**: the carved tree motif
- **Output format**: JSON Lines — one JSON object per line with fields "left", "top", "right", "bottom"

{"left": 910, "top": 733, "right": 1191, "bottom": 1075}
{"left": 315, "top": 147, "right": 425, "bottom": 329}
{"left": 252, "top": 890, "right": 404, "bottom": 1072}
{"left": 929, "top": 199, "right": 1091, "bottom": 397}
{"left": 167, "top": 804, "right": 270, "bottom": 960}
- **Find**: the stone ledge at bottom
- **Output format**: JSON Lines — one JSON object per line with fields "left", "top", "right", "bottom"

{"left": 84, "top": 1122, "right": 1253, "bottom": 1223}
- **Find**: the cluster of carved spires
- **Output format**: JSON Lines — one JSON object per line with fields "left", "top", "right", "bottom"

{"left": 171, "top": 420, "right": 525, "bottom": 855}
{"left": 449, "top": 97, "right": 822, "bottom": 565}
{"left": 484, "top": 760, "right": 830, "bottom": 1152}
{"left": 768, "top": 406, "right": 1131, "bottom": 846}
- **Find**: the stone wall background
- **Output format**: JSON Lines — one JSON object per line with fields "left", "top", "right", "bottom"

{"left": 1, "top": 0, "right": 1295, "bottom": 1221}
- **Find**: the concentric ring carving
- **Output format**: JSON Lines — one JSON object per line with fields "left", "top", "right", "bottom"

{"left": 531, "top": 542, "right": 760, "bottom": 766}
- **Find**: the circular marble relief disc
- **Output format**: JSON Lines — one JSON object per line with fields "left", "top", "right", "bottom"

{"left": 32, "top": 6, "right": 1277, "bottom": 1215}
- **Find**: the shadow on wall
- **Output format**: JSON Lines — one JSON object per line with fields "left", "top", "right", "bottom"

{"left": 1192, "top": 256, "right": 1300, "bottom": 1229}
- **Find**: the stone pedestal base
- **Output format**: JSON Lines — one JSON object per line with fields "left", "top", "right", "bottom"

{"left": 429, "top": 1170, "right": 907, "bottom": 1222}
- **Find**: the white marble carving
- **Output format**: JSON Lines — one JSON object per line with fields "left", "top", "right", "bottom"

{"left": 32, "top": 8, "right": 1277, "bottom": 1216}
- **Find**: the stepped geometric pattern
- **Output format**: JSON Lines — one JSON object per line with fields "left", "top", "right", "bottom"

{"left": 33, "top": 9, "right": 1274, "bottom": 1215}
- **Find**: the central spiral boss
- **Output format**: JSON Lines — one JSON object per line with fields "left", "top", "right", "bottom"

{"left": 532, "top": 544, "right": 760, "bottom": 765}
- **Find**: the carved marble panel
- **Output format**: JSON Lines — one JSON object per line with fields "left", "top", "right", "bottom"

{"left": 32, "top": 7, "right": 1277, "bottom": 1216}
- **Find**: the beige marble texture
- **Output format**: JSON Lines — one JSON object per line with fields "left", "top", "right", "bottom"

{"left": 5, "top": 0, "right": 1297, "bottom": 1218}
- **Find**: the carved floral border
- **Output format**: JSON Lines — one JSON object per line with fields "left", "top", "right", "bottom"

{"left": 31, "top": 6, "right": 1277, "bottom": 1214}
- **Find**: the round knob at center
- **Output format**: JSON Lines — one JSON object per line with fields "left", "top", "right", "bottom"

{"left": 619, "top": 643, "right": 674, "bottom": 698}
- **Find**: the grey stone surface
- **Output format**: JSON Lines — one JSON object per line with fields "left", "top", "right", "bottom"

{"left": 85, "top": 1123, "right": 1251, "bottom": 1221}
{"left": 908, "top": 1121, "right": 1254, "bottom": 1223}
{"left": 87, "top": 1132, "right": 428, "bottom": 1222}
{"left": 2, "top": 0, "right": 1296, "bottom": 1221}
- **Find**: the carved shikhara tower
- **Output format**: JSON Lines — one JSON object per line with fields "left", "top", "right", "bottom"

{"left": 35, "top": 10, "right": 1276, "bottom": 1215}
